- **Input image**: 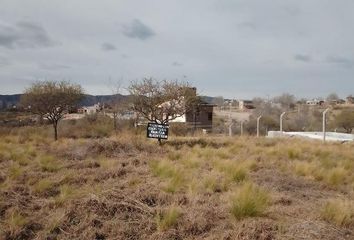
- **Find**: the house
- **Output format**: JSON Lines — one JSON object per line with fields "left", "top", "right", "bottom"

{"left": 306, "top": 99, "right": 324, "bottom": 106}
{"left": 185, "top": 101, "right": 214, "bottom": 129}
{"left": 239, "top": 100, "right": 255, "bottom": 110}
{"left": 167, "top": 87, "right": 215, "bottom": 130}
{"left": 346, "top": 96, "right": 354, "bottom": 105}
{"left": 328, "top": 99, "right": 346, "bottom": 105}
{"left": 78, "top": 103, "right": 101, "bottom": 114}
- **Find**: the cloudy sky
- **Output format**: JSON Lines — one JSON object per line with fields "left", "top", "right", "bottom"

{"left": 0, "top": 0, "right": 353, "bottom": 99}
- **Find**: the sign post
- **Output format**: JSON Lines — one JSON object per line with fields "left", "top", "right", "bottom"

{"left": 147, "top": 123, "right": 169, "bottom": 144}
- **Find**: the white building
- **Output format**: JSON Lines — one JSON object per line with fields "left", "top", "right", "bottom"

{"left": 79, "top": 103, "right": 101, "bottom": 114}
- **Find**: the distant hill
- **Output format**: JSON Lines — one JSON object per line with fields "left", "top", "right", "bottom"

{"left": 0, "top": 94, "right": 128, "bottom": 110}
{"left": 0, "top": 94, "right": 215, "bottom": 110}
{"left": 200, "top": 96, "right": 215, "bottom": 104}
{"left": 0, "top": 94, "right": 22, "bottom": 110}
{"left": 79, "top": 94, "right": 127, "bottom": 107}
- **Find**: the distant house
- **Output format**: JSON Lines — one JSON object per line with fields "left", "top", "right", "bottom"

{"left": 239, "top": 100, "right": 255, "bottom": 110}
{"left": 328, "top": 99, "right": 346, "bottom": 105}
{"left": 346, "top": 96, "right": 354, "bottom": 105}
{"left": 306, "top": 99, "right": 324, "bottom": 106}
{"left": 78, "top": 103, "right": 101, "bottom": 114}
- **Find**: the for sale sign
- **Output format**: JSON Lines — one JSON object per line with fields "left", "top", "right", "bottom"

{"left": 147, "top": 123, "right": 169, "bottom": 140}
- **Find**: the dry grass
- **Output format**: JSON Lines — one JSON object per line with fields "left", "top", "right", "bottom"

{"left": 321, "top": 199, "right": 354, "bottom": 227}
{"left": 0, "top": 127, "right": 353, "bottom": 239}
{"left": 3, "top": 209, "right": 28, "bottom": 236}
{"left": 230, "top": 182, "right": 270, "bottom": 220}
{"left": 38, "top": 154, "right": 61, "bottom": 172}
{"left": 156, "top": 206, "right": 181, "bottom": 230}
{"left": 32, "top": 179, "right": 56, "bottom": 194}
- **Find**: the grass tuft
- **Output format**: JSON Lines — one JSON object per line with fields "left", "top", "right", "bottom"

{"left": 287, "top": 148, "right": 300, "bottom": 160}
{"left": 156, "top": 206, "right": 181, "bottom": 230}
{"left": 325, "top": 167, "right": 347, "bottom": 186}
{"left": 33, "top": 179, "right": 56, "bottom": 194}
{"left": 321, "top": 199, "right": 354, "bottom": 227}
{"left": 5, "top": 209, "right": 28, "bottom": 234}
{"left": 230, "top": 182, "right": 270, "bottom": 220}
{"left": 8, "top": 164, "right": 23, "bottom": 180}
{"left": 54, "top": 184, "right": 76, "bottom": 205}
{"left": 39, "top": 155, "right": 60, "bottom": 172}
{"left": 164, "top": 172, "right": 185, "bottom": 193}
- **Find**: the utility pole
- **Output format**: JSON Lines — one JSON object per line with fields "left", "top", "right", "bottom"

{"left": 323, "top": 108, "right": 330, "bottom": 142}
{"left": 257, "top": 115, "right": 262, "bottom": 137}
{"left": 280, "top": 112, "right": 286, "bottom": 132}
{"left": 240, "top": 121, "right": 244, "bottom": 136}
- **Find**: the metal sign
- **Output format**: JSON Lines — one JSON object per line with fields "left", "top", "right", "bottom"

{"left": 147, "top": 123, "right": 169, "bottom": 139}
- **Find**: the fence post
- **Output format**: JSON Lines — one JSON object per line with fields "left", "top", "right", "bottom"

{"left": 257, "top": 115, "right": 262, "bottom": 137}
{"left": 323, "top": 108, "right": 330, "bottom": 142}
{"left": 280, "top": 112, "right": 286, "bottom": 132}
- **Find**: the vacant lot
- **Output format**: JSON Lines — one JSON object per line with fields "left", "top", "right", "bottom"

{"left": 0, "top": 127, "right": 353, "bottom": 239}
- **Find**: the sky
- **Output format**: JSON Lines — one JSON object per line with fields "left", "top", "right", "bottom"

{"left": 0, "top": 0, "right": 353, "bottom": 99}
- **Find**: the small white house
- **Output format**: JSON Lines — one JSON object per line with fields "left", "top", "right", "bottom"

{"left": 79, "top": 103, "right": 101, "bottom": 114}
{"left": 306, "top": 99, "right": 324, "bottom": 106}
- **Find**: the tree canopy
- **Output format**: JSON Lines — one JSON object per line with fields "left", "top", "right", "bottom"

{"left": 128, "top": 78, "right": 197, "bottom": 125}
{"left": 21, "top": 80, "right": 84, "bottom": 140}
{"left": 335, "top": 110, "right": 354, "bottom": 133}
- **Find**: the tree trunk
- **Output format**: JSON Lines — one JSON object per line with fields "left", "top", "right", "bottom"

{"left": 53, "top": 121, "right": 58, "bottom": 141}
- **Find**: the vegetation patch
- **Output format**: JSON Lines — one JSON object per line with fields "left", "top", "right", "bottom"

{"left": 321, "top": 199, "right": 354, "bottom": 227}
{"left": 156, "top": 206, "right": 182, "bottom": 231}
{"left": 230, "top": 182, "right": 270, "bottom": 220}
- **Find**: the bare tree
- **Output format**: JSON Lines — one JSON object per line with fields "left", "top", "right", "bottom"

{"left": 273, "top": 93, "right": 296, "bottom": 110}
{"left": 326, "top": 92, "right": 339, "bottom": 102}
{"left": 108, "top": 81, "right": 130, "bottom": 131}
{"left": 128, "top": 78, "right": 196, "bottom": 125}
{"left": 21, "top": 80, "right": 84, "bottom": 140}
